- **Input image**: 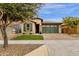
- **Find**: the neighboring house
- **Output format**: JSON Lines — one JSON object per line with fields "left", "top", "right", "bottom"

{"left": 0, "top": 18, "right": 63, "bottom": 34}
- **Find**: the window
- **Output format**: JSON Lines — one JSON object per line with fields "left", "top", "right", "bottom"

{"left": 27, "top": 24, "right": 30, "bottom": 30}
{"left": 24, "top": 23, "right": 32, "bottom": 31}
{"left": 30, "top": 24, "right": 32, "bottom": 31}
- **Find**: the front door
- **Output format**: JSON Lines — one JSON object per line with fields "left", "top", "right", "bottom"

{"left": 36, "top": 24, "right": 39, "bottom": 33}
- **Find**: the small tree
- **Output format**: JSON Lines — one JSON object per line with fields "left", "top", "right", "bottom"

{"left": 0, "top": 3, "right": 42, "bottom": 48}
{"left": 63, "top": 17, "right": 79, "bottom": 34}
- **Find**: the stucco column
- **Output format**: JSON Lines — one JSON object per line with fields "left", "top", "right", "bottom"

{"left": 59, "top": 25, "right": 62, "bottom": 33}
{"left": 32, "top": 23, "right": 36, "bottom": 34}
{"left": 20, "top": 23, "right": 24, "bottom": 33}
{"left": 39, "top": 24, "right": 42, "bottom": 33}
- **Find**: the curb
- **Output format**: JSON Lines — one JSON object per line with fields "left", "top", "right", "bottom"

{"left": 25, "top": 45, "right": 48, "bottom": 56}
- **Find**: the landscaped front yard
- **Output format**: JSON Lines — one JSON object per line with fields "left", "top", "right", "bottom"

{"left": 0, "top": 34, "right": 43, "bottom": 56}
{"left": 12, "top": 34, "right": 43, "bottom": 40}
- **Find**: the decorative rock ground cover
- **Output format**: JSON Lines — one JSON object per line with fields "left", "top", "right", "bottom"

{"left": 0, "top": 44, "right": 42, "bottom": 56}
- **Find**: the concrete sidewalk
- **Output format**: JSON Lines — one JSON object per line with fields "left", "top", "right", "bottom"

{"left": 0, "top": 40, "right": 45, "bottom": 44}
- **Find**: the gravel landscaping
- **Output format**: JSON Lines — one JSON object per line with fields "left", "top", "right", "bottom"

{"left": 0, "top": 44, "right": 42, "bottom": 56}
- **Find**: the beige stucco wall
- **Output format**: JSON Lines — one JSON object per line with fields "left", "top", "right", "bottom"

{"left": 32, "top": 19, "right": 42, "bottom": 33}
{"left": 20, "top": 23, "right": 24, "bottom": 33}
{"left": 0, "top": 22, "right": 17, "bottom": 34}
{"left": 32, "top": 22, "right": 36, "bottom": 33}
{"left": 0, "top": 26, "right": 13, "bottom": 34}
{"left": 59, "top": 25, "right": 62, "bottom": 33}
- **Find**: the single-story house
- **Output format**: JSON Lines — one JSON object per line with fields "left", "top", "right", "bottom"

{"left": 11, "top": 18, "right": 62, "bottom": 34}
{"left": 0, "top": 18, "right": 62, "bottom": 34}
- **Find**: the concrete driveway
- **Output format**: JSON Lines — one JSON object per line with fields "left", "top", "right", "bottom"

{"left": 46, "top": 40, "right": 79, "bottom": 56}
{"left": 42, "top": 33, "right": 78, "bottom": 40}
{"left": 42, "top": 33, "right": 79, "bottom": 55}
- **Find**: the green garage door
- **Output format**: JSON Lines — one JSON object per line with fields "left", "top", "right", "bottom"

{"left": 42, "top": 27, "right": 58, "bottom": 33}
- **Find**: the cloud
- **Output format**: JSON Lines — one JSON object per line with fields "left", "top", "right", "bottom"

{"left": 42, "top": 3, "right": 66, "bottom": 9}
{"left": 39, "top": 4, "right": 79, "bottom": 15}
{"left": 60, "top": 6, "right": 79, "bottom": 14}
{"left": 39, "top": 4, "right": 74, "bottom": 14}
{"left": 38, "top": 3, "right": 79, "bottom": 21}
{"left": 38, "top": 10, "right": 52, "bottom": 14}
{"left": 44, "top": 18, "right": 63, "bottom": 22}
{"left": 42, "top": 3, "right": 77, "bottom": 9}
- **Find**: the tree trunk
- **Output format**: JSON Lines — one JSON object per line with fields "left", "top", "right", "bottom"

{"left": 1, "top": 25, "right": 8, "bottom": 48}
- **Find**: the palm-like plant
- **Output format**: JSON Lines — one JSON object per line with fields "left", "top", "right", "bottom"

{"left": 63, "top": 17, "right": 79, "bottom": 34}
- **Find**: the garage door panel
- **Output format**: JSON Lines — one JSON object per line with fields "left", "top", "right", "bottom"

{"left": 42, "top": 27, "right": 58, "bottom": 33}
{"left": 42, "top": 27, "right": 46, "bottom": 33}
{"left": 52, "top": 27, "right": 58, "bottom": 33}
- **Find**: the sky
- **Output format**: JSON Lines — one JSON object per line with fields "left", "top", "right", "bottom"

{"left": 38, "top": 3, "right": 79, "bottom": 22}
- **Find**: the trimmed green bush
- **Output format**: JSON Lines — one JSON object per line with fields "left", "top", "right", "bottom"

{"left": 12, "top": 35, "right": 43, "bottom": 40}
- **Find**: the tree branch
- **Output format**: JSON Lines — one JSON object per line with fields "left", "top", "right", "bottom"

{"left": 0, "top": 10, "right": 3, "bottom": 20}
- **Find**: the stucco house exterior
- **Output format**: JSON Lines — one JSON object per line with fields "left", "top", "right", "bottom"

{"left": 11, "top": 18, "right": 62, "bottom": 34}
{"left": 0, "top": 18, "right": 62, "bottom": 34}
{"left": 21, "top": 18, "right": 43, "bottom": 34}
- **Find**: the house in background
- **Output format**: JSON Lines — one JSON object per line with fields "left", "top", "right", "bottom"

{"left": 12, "top": 18, "right": 62, "bottom": 34}
{"left": 0, "top": 18, "right": 63, "bottom": 34}
{"left": 3, "top": 17, "right": 79, "bottom": 35}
